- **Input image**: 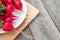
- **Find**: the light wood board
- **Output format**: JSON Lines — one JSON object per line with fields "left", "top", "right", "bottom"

{"left": 0, "top": 2, "right": 39, "bottom": 40}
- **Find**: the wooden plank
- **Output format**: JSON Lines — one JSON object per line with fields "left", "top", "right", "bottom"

{"left": 16, "top": 27, "right": 33, "bottom": 40}
{"left": 26, "top": 0, "right": 60, "bottom": 40}
{"left": 42, "top": 0, "right": 60, "bottom": 31}
{"left": 0, "top": 2, "right": 39, "bottom": 40}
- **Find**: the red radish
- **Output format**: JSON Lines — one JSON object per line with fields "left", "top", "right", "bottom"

{"left": 2, "top": 0, "right": 13, "bottom": 5}
{"left": 4, "top": 17, "right": 13, "bottom": 23}
{"left": 0, "top": 15, "right": 3, "bottom": 20}
{"left": 6, "top": 4, "right": 14, "bottom": 14}
{"left": 8, "top": 0, "right": 13, "bottom": 4}
{"left": 14, "top": 0, "right": 22, "bottom": 10}
{"left": 4, "top": 13, "right": 16, "bottom": 18}
{"left": 4, "top": 13, "right": 12, "bottom": 18}
{"left": 2, "top": 0, "right": 8, "bottom": 5}
{"left": 4, "top": 17, "right": 16, "bottom": 23}
{"left": 2, "top": 22, "right": 15, "bottom": 31}
{"left": 4, "top": 13, "right": 8, "bottom": 18}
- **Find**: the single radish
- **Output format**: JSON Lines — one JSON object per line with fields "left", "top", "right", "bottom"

{"left": 4, "top": 17, "right": 16, "bottom": 23}
{"left": 6, "top": 4, "right": 14, "bottom": 14}
{"left": 14, "top": 0, "right": 22, "bottom": 10}
{"left": 4, "top": 13, "right": 16, "bottom": 18}
{"left": 8, "top": 0, "right": 13, "bottom": 4}
{"left": 4, "top": 13, "right": 12, "bottom": 18}
{"left": 2, "top": 0, "right": 8, "bottom": 5}
{"left": 2, "top": 22, "right": 15, "bottom": 31}
{"left": 4, "top": 17, "right": 13, "bottom": 23}
{"left": 0, "top": 15, "right": 3, "bottom": 20}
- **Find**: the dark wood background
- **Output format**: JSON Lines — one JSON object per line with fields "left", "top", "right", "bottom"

{"left": 16, "top": 0, "right": 60, "bottom": 40}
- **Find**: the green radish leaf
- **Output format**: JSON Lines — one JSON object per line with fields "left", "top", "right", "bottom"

{"left": 0, "top": 20, "right": 4, "bottom": 28}
{"left": 0, "top": 11, "right": 4, "bottom": 15}
{"left": 0, "top": 4, "right": 5, "bottom": 11}
{"left": 0, "top": 4, "right": 5, "bottom": 15}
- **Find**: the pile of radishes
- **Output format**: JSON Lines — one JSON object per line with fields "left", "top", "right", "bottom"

{"left": 0, "top": 0, "right": 22, "bottom": 31}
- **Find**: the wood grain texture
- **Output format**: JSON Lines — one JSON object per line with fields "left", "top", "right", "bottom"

{"left": 42, "top": 0, "right": 60, "bottom": 31}
{"left": 16, "top": 27, "right": 33, "bottom": 40}
{"left": 0, "top": 2, "right": 39, "bottom": 40}
{"left": 25, "top": 0, "right": 60, "bottom": 40}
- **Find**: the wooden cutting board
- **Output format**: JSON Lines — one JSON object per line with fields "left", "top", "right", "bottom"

{"left": 0, "top": 2, "right": 39, "bottom": 40}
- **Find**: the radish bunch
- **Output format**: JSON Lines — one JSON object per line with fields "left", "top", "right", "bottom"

{"left": 0, "top": 0, "right": 22, "bottom": 31}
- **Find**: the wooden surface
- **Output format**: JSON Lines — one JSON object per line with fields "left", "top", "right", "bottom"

{"left": 16, "top": 0, "right": 60, "bottom": 40}
{"left": 0, "top": 2, "right": 39, "bottom": 40}
{"left": 42, "top": 0, "right": 60, "bottom": 31}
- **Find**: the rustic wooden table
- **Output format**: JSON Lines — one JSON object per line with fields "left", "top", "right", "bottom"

{"left": 16, "top": 0, "right": 60, "bottom": 40}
